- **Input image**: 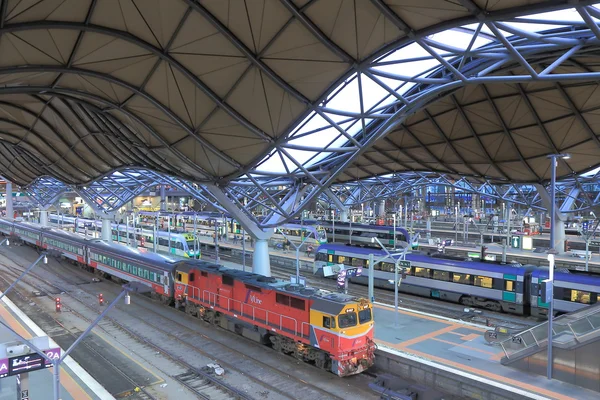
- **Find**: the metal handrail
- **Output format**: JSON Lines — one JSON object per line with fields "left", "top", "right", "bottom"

{"left": 184, "top": 285, "right": 305, "bottom": 337}
{"left": 502, "top": 305, "right": 600, "bottom": 359}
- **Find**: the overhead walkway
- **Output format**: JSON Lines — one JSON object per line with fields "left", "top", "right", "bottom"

{"left": 500, "top": 303, "right": 600, "bottom": 392}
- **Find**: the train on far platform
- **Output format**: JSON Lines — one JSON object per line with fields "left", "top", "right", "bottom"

{"left": 314, "top": 243, "right": 600, "bottom": 319}
{"left": 48, "top": 214, "right": 200, "bottom": 258}
{"left": 0, "top": 219, "right": 375, "bottom": 377}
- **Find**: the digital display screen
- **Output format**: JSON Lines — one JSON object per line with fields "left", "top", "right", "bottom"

{"left": 8, "top": 353, "right": 45, "bottom": 375}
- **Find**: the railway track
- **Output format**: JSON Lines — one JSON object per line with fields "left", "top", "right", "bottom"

{"left": 0, "top": 248, "right": 376, "bottom": 400}
{"left": 0, "top": 265, "right": 161, "bottom": 400}
{"left": 201, "top": 248, "right": 539, "bottom": 330}
{"left": 0, "top": 251, "right": 251, "bottom": 400}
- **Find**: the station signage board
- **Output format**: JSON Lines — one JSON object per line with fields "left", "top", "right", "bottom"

{"left": 0, "top": 348, "right": 60, "bottom": 378}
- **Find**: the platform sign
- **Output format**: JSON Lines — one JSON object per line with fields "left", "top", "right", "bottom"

{"left": 397, "top": 260, "right": 411, "bottom": 269}
{"left": 511, "top": 235, "right": 521, "bottom": 249}
{"left": 590, "top": 240, "right": 600, "bottom": 247}
{"left": 0, "top": 347, "right": 60, "bottom": 378}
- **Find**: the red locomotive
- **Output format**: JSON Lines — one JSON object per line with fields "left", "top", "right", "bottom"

{"left": 174, "top": 261, "right": 376, "bottom": 377}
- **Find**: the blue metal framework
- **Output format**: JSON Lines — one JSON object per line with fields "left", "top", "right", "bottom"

{"left": 22, "top": 168, "right": 600, "bottom": 225}
{"left": 4, "top": 1, "right": 600, "bottom": 229}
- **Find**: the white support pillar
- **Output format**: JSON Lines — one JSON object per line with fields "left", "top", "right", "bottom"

{"left": 160, "top": 185, "right": 166, "bottom": 212}
{"left": 378, "top": 200, "right": 386, "bottom": 217}
{"left": 102, "top": 218, "right": 112, "bottom": 241}
{"left": 40, "top": 210, "right": 48, "bottom": 226}
{"left": 252, "top": 239, "right": 271, "bottom": 276}
{"left": 535, "top": 184, "right": 567, "bottom": 253}
{"left": 340, "top": 208, "right": 349, "bottom": 222}
{"left": 5, "top": 181, "right": 13, "bottom": 220}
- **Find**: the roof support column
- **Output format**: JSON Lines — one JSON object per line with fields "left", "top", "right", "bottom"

{"left": 102, "top": 218, "right": 112, "bottom": 242}
{"left": 203, "top": 184, "right": 274, "bottom": 276}
{"left": 560, "top": 187, "right": 580, "bottom": 213}
{"left": 535, "top": 184, "right": 566, "bottom": 252}
{"left": 40, "top": 210, "right": 48, "bottom": 227}
{"left": 160, "top": 185, "right": 166, "bottom": 212}
{"left": 5, "top": 181, "right": 13, "bottom": 220}
{"left": 325, "top": 188, "right": 349, "bottom": 222}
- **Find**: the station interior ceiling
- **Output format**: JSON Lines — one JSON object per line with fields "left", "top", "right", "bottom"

{"left": 0, "top": 1, "right": 600, "bottom": 226}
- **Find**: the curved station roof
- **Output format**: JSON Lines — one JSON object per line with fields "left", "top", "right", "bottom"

{"left": 0, "top": 0, "right": 599, "bottom": 190}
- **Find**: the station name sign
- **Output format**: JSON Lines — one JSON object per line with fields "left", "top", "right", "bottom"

{"left": 0, "top": 348, "right": 60, "bottom": 378}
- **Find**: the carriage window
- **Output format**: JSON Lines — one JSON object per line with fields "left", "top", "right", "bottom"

{"left": 453, "top": 273, "right": 471, "bottom": 284}
{"left": 352, "top": 258, "right": 365, "bottom": 267}
{"left": 433, "top": 270, "right": 450, "bottom": 281}
{"left": 504, "top": 281, "right": 516, "bottom": 292}
{"left": 316, "top": 253, "right": 327, "bottom": 262}
{"left": 380, "top": 262, "right": 395, "bottom": 272}
{"left": 337, "top": 256, "right": 346, "bottom": 264}
{"left": 414, "top": 267, "right": 430, "bottom": 278}
{"left": 328, "top": 255, "right": 333, "bottom": 262}
{"left": 475, "top": 276, "right": 493, "bottom": 289}
{"left": 571, "top": 290, "right": 591, "bottom": 304}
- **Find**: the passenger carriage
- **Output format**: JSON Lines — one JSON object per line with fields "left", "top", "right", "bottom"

{"left": 530, "top": 269, "right": 600, "bottom": 318}
{"left": 86, "top": 240, "right": 177, "bottom": 303}
{"left": 314, "top": 244, "right": 534, "bottom": 314}
{"left": 42, "top": 227, "right": 88, "bottom": 264}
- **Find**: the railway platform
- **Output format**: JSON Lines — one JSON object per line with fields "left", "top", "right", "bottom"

{"left": 373, "top": 303, "right": 598, "bottom": 400}
{"left": 0, "top": 292, "right": 113, "bottom": 400}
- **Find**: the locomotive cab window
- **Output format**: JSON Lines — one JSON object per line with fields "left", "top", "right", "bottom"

{"left": 338, "top": 312, "right": 357, "bottom": 328}
{"left": 177, "top": 273, "right": 183, "bottom": 281}
{"left": 358, "top": 308, "right": 372, "bottom": 324}
{"left": 323, "top": 316, "right": 336, "bottom": 329}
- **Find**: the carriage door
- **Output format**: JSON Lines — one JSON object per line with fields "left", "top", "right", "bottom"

{"left": 163, "top": 271, "right": 170, "bottom": 295}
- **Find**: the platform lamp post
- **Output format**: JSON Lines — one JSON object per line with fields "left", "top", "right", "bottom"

{"left": 546, "top": 153, "right": 570, "bottom": 380}
{"left": 332, "top": 210, "right": 335, "bottom": 243}
{"left": 370, "top": 237, "right": 408, "bottom": 327}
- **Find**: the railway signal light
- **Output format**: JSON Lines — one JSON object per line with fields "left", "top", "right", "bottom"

{"left": 55, "top": 297, "right": 61, "bottom": 313}
{"left": 98, "top": 293, "right": 104, "bottom": 306}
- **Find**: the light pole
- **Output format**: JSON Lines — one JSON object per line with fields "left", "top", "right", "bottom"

{"left": 545, "top": 152, "right": 570, "bottom": 380}
{"left": 547, "top": 153, "right": 570, "bottom": 253}
{"left": 393, "top": 212, "right": 397, "bottom": 248}
{"left": 331, "top": 210, "right": 335, "bottom": 243}
{"left": 277, "top": 227, "right": 315, "bottom": 282}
